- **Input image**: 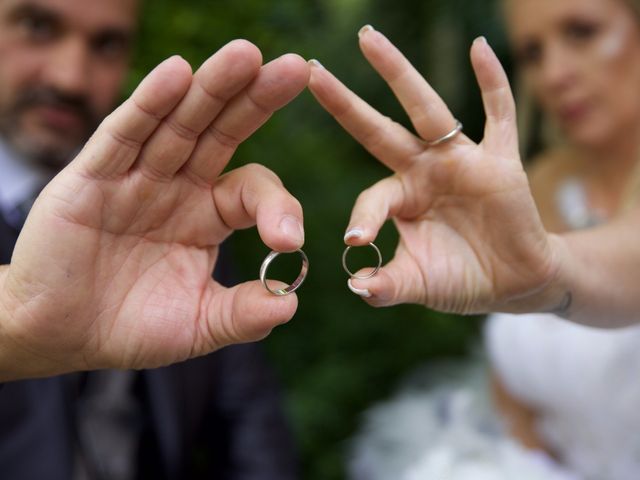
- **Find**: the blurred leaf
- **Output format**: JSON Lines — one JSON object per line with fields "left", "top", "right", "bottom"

{"left": 132, "top": 1, "right": 503, "bottom": 478}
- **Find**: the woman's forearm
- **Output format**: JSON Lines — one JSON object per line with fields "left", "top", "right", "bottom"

{"left": 514, "top": 207, "right": 640, "bottom": 328}
{"left": 559, "top": 211, "right": 640, "bottom": 327}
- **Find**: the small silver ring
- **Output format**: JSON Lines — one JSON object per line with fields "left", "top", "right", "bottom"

{"left": 342, "top": 242, "right": 382, "bottom": 279}
{"left": 260, "top": 249, "right": 309, "bottom": 296}
{"left": 426, "top": 119, "right": 463, "bottom": 147}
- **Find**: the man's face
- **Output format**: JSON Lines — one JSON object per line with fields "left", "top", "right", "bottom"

{"left": 0, "top": 0, "right": 138, "bottom": 167}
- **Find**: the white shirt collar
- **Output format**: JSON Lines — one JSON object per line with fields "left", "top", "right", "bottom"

{"left": 0, "top": 140, "right": 51, "bottom": 212}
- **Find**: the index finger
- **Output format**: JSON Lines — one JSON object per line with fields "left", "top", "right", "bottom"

{"left": 308, "top": 60, "right": 425, "bottom": 172}
{"left": 212, "top": 163, "right": 305, "bottom": 253}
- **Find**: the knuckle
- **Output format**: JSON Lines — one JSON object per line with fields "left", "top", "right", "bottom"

{"left": 243, "top": 163, "right": 281, "bottom": 184}
{"left": 356, "top": 184, "right": 378, "bottom": 203}
{"left": 207, "top": 124, "right": 242, "bottom": 149}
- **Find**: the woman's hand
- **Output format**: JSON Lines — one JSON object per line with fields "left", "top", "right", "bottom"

{"left": 0, "top": 40, "right": 309, "bottom": 380}
{"left": 309, "top": 27, "right": 561, "bottom": 314}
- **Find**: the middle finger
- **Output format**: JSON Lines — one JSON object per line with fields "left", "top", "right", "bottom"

{"left": 135, "top": 40, "right": 263, "bottom": 180}
{"left": 184, "top": 53, "right": 310, "bottom": 185}
{"left": 358, "top": 25, "right": 460, "bottom": 144}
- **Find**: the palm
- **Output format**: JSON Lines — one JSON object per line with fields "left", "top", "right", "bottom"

{"left": 40, "top": 173, "right": 222, "bottom": 368}
{"left": 392, "top": 142, "right": 548, "bottom": 312}
{"left": 3, "top": 41, "right": 309, "bottom": 377}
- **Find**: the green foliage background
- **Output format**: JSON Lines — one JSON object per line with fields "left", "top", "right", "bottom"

{"left": 132, "top": 1, "right": 507, "bottom": 478}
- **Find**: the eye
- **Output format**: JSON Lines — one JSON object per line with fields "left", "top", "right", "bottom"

{"left": 515, "top": 40, "right": 543, "bottom": 67}
{"left": 17, "top": 13, "right": 59, "bottom": 42}
{"left": 91, "top": 33, "right": 131, "bottom": 61}
{"left": 563, "top": 19, "right": 600, "bottom": 44}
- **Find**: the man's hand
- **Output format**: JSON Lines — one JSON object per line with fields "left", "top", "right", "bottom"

{"left": 0, "top": 40, "right": 310, "bottom": 380}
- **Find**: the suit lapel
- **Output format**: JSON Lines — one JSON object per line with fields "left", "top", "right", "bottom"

{"left": 143, "top": 366, "right": 186, "bottom": 479}
{"left": 0, "top": 212, "right": 19, "bottom": 264}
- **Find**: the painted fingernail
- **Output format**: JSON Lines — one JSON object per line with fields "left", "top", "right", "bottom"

{"left": 348, "top": 279, "right": 372, "bottom": 298}
{"left": 309, "top": 59, "right": 325, "bottom": 69}
{"left": 344, "top": 228, "right": 364, "bottom": 243}
{"left": 358, "top": 25, "right": 375, "bottom": 38}
{"left": 280, "top": 215, "right": 305, "bottom": 245}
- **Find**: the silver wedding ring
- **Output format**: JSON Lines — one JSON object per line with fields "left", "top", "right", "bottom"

{"left": 260, "top": 249, "right": 309, "bottom": 296}
{"left": 426, "top": 119, "right": 463, "bottom": 147}
{"left": 342, "top": 242, "right": 382, "bottom": 279}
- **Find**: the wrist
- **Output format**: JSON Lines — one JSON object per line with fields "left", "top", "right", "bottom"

{"left": 535, "top": 233, "right": 574, "bottom": 315}
{"left": 0, "top": 266, "right": 56, "bottom": 381}
{"left": 0, "top": 266, "right": 22, "bottom": 380}
{"left": 502, "top": 233, "right": 574, "bottom": 316}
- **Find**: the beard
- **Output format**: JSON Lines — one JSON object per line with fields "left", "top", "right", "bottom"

{"left": 0, "top": 86, "right": 102, "bottom": 169}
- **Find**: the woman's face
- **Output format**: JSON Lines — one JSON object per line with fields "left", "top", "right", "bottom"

{"left": 506, "top": 0, "right": 640, "bottom": 148}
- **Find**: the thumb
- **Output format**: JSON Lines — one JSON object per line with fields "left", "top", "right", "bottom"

{"left": 347, "top": 252, "right": 428, "bottom": 307}
{"left": 202, "top": 280, "right": 298, "bottom": 351}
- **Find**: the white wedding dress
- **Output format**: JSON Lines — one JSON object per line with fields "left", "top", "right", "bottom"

{"left": 348, "top": 180, "right": 640, "bottom": 480}
{"left": 348, "top": 360, "right": 582, "bottom": 480}
{"left": 486, "top": 313, "right": 640, "bottom": 480}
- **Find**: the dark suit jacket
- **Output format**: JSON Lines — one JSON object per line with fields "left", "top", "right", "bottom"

{"left": 0, "top": 213, "right": 298, "bottom": 480}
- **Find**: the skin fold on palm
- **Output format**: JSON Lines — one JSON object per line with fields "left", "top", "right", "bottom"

{"left": 0, "top": 39, "right": 310, "bottom": 379}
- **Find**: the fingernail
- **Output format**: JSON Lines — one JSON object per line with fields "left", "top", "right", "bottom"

{"left": 358, "top": 24, "right": 375, "bottom": 38}
{"left": 348, "top": 279, "right": 372, "bottom": 298}
{"left": 309, "top": 59, "right": 325, "bottom": 69}
{"left": 474, "top": 36, "right": 488, "bottom": 45}
{"left": 344, "top": 228, "right": 364, "bottom": 243}
{"left": 279, "top": 215, "right": 304, "bottom": 245}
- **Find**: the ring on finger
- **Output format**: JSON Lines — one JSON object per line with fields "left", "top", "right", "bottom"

{"left": 342, "top": 242, "right": 382, "bottom": 279}
{"left": 260, "top": 249, "right": 309, "bottom": 296}
{"left": 426, "top": 119, "right": 463, "bottom": 147}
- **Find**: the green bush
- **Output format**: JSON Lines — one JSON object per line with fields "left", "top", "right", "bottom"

{"left": 133, "top": 1, "right": 505, "bottom": 478}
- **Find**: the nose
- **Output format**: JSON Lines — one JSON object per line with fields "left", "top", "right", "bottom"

{"left": 42, "top": 37, "right": 90, "bottom": 97}
{"left": 538, "top": 43, "right": 577, "bottom": 92}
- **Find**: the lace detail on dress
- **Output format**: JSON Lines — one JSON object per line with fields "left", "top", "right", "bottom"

{"left": 555, "top": 178, "right": 605, "bottom": 229}
{"left": 348, "top": 362, "right": 580, "bottom": 480}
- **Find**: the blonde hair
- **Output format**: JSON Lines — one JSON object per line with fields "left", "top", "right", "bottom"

{"left": 627, "top": 0, "right": 640, "bottom": 15}
{"left": 610, "top": 0, "right": 640, "bottom": 211}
